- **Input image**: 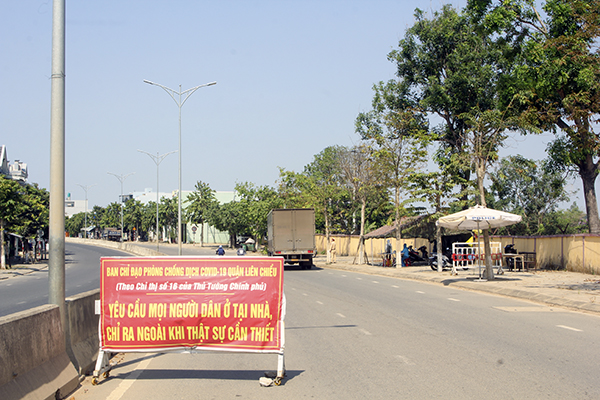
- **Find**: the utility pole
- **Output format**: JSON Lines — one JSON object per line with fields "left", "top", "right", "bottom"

{"left": 76, "top": 184, "right": 96, "bottom": 239}
{"left": 138, "top": 149, "right": 176, "bottom": 251}
{"left": 48, "top": 0, "right": 66, "bottom": 334}
{"left": 143, "top": 79, "right": 216, "bottom": 255}
{"left": 108, "top": 172, "right": 134, "bottom": 242}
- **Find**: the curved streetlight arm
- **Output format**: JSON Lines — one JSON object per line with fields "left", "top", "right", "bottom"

{"left": 76, "top": 183, "right": 97, "bottom": 239}
{"left": 107, "top": 172, "right": 135, "bottom": 242}
{"left": 143, "top": 80, "right": 217, "bottom": 107}
{"left": 180, "top": 82, "right": 217, "bottom": 107}
{"left": 143, "top": 78, "right": 216, "bottom": 255}
{"left": 137, "top": 149, "right": 176, "bottom": 251}
{"left": 137, "top": 149, "right": 177, "bottom": 166}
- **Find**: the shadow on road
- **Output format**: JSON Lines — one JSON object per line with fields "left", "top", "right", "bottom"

{"left": 110, "top": 368, "right": 303, "bottom": 384}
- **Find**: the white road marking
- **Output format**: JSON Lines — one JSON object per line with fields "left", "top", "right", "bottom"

{"left": 337, "top": 313, "right": 346, "bottom": 318}
{"left": 303, "top": 293, "right": 308, "bottom": 296}
{"left": 396, "top": 355, "right": 415, "bottom": 365}
{"left": 494, "top": 306, "right": 557, "bottom": 313}
{"left": 448, "top": 298, "right": 460, "bottom": 302}
{"left": 356, "top": 277, "right": 363, "bottom": 280}
{"left": 416, "top": 291, "right": 425, "bottom": 294}
{"left": 372, "top": 281, "right": 379, "bottom": 284}
{"left": 359, "top": 328, "right": 372, "bottom": 336}
{"left": 17, "top": 301, "right": 26, "bottom": 305}
{"left": 106, "top": 355, "right": 154, "bottom": 400}
{"left": 392, "top": 285, "right": 399, "bottom": 288}
{"left": 557, "top": 325, "right": 582, "bottom": 332}
{"left": 341, "top": 275, "right": 347, "bottom": 277}
{"left": 316, "top": 301, "right": 323, "bottom": 305}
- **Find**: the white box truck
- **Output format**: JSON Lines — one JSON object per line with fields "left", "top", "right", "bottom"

{"left": 267, "top": 208, "right": 316, "bottom": 269}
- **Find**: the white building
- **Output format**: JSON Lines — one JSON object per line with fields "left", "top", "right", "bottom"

{"left": 64, "top": 193, "right": 87, "bottom": 218}
{"left": 133, "top": 188, "right": 235, "bottom": 245}
{"left": 0, "top": 145, "right": 28, "bottom": 183}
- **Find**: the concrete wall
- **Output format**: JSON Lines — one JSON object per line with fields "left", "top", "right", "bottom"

{"left": 0, "top": 305, "right": 79, "bottom": 400}
{"left": 66, "top": 289, "right": 100, "bottom": 375}
{"left": 66, "top": 237, "right": 164, "bottom": 256}
{"left": 316, "top": 234, "right": 429, "bottom": 259}
{"left": 321, "top": 233, "right": 600, "bottom": 274}
{"left": 0, "top": 239, "right": 161, "bottom": 399}
{"left": 485, "top": 234, "right": 600, "bottom": 274}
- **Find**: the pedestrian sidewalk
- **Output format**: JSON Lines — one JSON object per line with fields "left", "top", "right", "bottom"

{"left": 314, "top": 256, "right": 600, "bottom": 315}
{"left": 0, "top": 260, "right": 48, "bottom": 279}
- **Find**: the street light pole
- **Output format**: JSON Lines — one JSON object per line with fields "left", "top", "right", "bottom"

{"left": 107, "top": 172, "right": 135, "bottom": 242}
{"left": 143, "top": 79, "right": 216, "bottom": 255}
{"left": 138, "top": 149, "right": 177, "bottom": 251}
{"left": 76, "top": 183, "right": 96, "bottom": 239}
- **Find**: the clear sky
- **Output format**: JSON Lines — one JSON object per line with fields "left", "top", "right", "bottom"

{"left": 0, "top": 0, "right": 586, "bottom": 210}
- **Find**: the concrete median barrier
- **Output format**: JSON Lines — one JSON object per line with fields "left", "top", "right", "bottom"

{"left": 0, "top": 304, "right": 79, "bottom": 400}
{"left": 66, "top": 289, "right": 100, "bottom": 376}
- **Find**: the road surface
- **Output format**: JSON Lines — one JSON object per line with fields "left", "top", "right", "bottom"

{"left": 0, "top": 242, "right": 130, "bottom": 317}
{"left": 73, "top": 265, "right": 600, "bottom": 399}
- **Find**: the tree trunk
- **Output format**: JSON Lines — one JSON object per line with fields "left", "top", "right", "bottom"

{"left": 201, "top": 223, "right": 204, "bottom": 247}
{"left": 477, "top": 159, "right": 494, "bottom": 279}
{"left": 0, "top": 220, "right": 5, "bottom": 269}
{"left": 394, "top": 186, "right": 401, "bottom": 262}
{"left": 358, "top": 198, "right": 366, "bottom": 265}
{"left": 324, "top": 202, "right": 330, "bottom": 263}
{"left": 436, "top": 224, "right": 442, "bottom": 273}
{"left": 483, "top": 228, "right": 494, "bottom": 280}
{"left": 578, "top": 155, "right": 600, "bottom": 234}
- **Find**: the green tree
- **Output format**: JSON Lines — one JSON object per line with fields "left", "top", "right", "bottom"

{"left": 206, "top": 200, "right": 248, "bottom": 248}
{"left": 159, "top": 196, "right": 178, "bottom": 243}
{"left": 90, "top": 205, "right": 105, "bottom": 232}
{"left": 470, "top": 0, "right": 600, "bottom": 233}
{"left": 18, "top": 183, "right": 49, "bottom": 239}
{"left": 278, "top": 146, "right": 350, "bottom": 260}
{"left": 389, "top": 5, "right": 492, "bottom": 207}
{"left": 101, "top": 202, "right": 122, "bottom": 232}
{"left": 489, "top": 155, "right": 570, "bottom": 235}
{"left": 356, "top": 80, "right": 429, "bottom": 255}
{"left": 544, "top": 203, "right": 588, "bottom": 234}
{"left": 235, "top": 182, "right": 283, "bottom": 244}
{"left": 65, "top": 212, "right": 85, "bottom": 238}
{"left": 0, "top": 177, "right": 25, "bottom": 268}
{"left": 339, "top": 145, "right": 378, "bottom": 264}
{"left": 123, "top": 200, "right": 143, "bottom": 241}
{"left": 186, "top": 181, "right": 217, "bottom": 246}
{"left": 141, "top": 201, "right": 157, "bottom": 241}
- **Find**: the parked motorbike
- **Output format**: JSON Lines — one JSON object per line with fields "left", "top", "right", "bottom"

{"left": 429, "top": 248, "right": 452, "bottom": 271}
{"left": 408, "top": 246, "right": 424, "bottom": 263}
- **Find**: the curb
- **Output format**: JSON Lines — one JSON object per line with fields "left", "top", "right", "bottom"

{"left": 316, "top": 261, "right": 600, "bottom": 315}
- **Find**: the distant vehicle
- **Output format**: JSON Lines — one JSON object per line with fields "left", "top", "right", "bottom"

{"left": 102, "top": 228, "right": 121, "bottom": 242}
{"left": 267, "top": 208, "right": 316, "bottom": 269}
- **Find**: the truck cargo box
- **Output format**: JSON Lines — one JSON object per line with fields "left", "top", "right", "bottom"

{"left": 267, "top": 208, "right": 315, "bottom": 269}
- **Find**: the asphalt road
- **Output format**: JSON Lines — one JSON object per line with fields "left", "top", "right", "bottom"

{"left": 74, "top": 265, "right": 600, "bottom": 400}
{"left": 0, "top": 242, "right": 130, "bottom": 317}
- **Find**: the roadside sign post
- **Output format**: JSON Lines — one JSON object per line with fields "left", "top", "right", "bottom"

{"left": 93, "top": 256, "right": 286, "bottom": 385}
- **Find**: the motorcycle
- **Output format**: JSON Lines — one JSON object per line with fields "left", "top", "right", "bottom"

{"left": 429, "top": 248, "right": 452, "bottom": 271}
{"left": 408, "top": 246, "right": 424, "bottom": 263}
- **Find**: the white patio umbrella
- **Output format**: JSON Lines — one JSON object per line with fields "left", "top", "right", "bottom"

{"left": 436, "top": 205, "right": 522, "bottom": 278}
